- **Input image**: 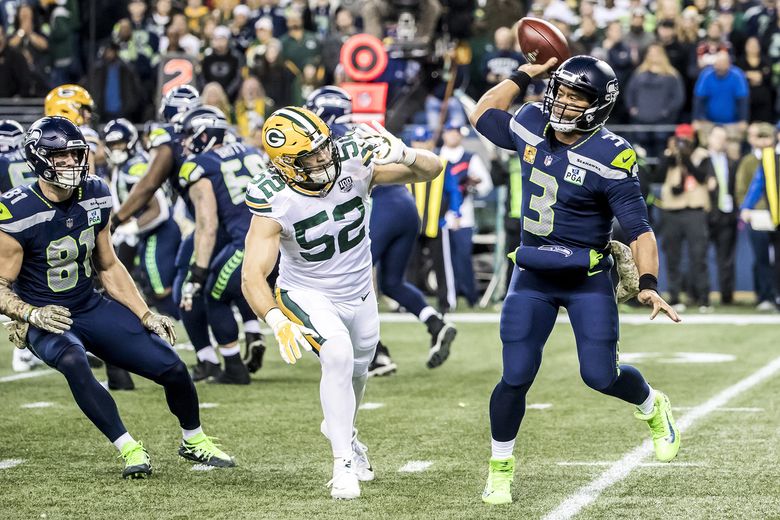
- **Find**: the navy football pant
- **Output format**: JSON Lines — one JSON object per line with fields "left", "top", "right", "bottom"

{"left": 138, "top": 218, "right": 181, "bottom": 319}
{"left": 27, "top": 295, "right": 200, "bottom": 442}
{"left": 370, "top": 188, "right": 428, "bottom": 317}
{"left": 173, "top": 234, "right": 214, "bottom": 352}
{"left": 205, "top": 244, "right": 245, "bottom": 345}
{"left": 449, "top": 227, "right": 477, "bottom": 306}
{"left": 490, "top": 267, "right": 650, "bottom": 442}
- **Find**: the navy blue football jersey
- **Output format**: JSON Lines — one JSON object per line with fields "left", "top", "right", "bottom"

{"left": 179, "top": 142, "right": 264, "bottom": 245}
{"left": 0, "top": 150, "right": 36, "bottom": 193}
{"left": 0, "top": 177, "right": 112, "bottom": 311}
{"left": 148, "top": 123, "right": 188, "bottom": 196}
{"left": 475, "top": 103, "right": 650, "bottom": 249}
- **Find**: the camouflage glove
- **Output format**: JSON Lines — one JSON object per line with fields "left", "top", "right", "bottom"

{"left": 26, "top": 305, "right": 72, "bottom": 334}
{"left": 610, "top": 240, "right": 640, "bottom": 303}
{"left": 5, "top": 320, "right": 30, "bottom": 349}
{"left": 142, "top": 311, "right": 177, "bottom": 346}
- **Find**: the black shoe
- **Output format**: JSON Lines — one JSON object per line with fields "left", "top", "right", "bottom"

{"left": 425, "top": 316, "right": 457, "bottom": 369}
{"left": 106, "top": 364, "right": 135, "bottom": 390}
{"left": 243, "top": 332, "right": 266, "bottom": 374}
{"left": 368, "top": 341, "right": 397, "bottom": 377}
{"left": 191, "top": 360, "right": 222, "bottom": 382}
{"left": 209, "top": 357, "right": 250, "bottom": 385}
{"left": 86, "top": 353, "right": 104, "bottom": 369}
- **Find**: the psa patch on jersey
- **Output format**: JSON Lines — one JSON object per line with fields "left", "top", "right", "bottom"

{"left": 564, "top": 165, "right": 586, "bottom": 186}
{"left": 88, "top": 209, "right": 101, "bottom": 226}
{"left": 523, "top": 144, "right": 537, "bottom": 164}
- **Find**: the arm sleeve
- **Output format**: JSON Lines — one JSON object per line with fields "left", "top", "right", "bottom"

{"left": 474, "top": 109, "right": 515, "bottom": 151}
{"left": 605, "top": 176, "right": 652, "bottom": 243}
{"left": 741, "top": 163, "right": 765, "bottom": 210}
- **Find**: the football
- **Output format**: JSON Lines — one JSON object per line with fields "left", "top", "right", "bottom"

{"left": 516, "top": 17, "right": 571, "bottom": 69}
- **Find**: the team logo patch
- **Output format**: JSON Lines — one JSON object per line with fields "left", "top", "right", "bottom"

{"left": 88, "top": 209, "right": 101, "bottom": 226}
{"left": 66, "top": 218, "right": 74, "bottom": 229}
{"left": 538, "top": 245, "right": 573, "bottom": 257}
{"left": 523, "top": 144, "right": 537, "bottom": 164}
{"left": 265, "top": 128, "right": 287, "bottom": 148}
{"left": 564, "top": 165, "right": 586, "bottom": 186}
{"left": 338, "top": 176, "right": 353, "bottom": 192}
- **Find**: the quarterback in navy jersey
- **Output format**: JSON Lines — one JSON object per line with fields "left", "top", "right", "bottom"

{"left": 177, "top": 106, "right": 263, "bottom": 384}
{"left": 469, "top": 56, "right": 681, "bottom": 504}
{"left": 0, "top": 117, "right": 234, "bottom": 478}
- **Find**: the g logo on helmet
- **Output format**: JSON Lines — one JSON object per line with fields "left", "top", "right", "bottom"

{"left": 265, "top": 128, "right": 286, "bottom": 148}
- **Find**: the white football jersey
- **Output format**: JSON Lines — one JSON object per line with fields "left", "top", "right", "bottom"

{"left": 246, "top": 139, "right": 375, "bottom": 302}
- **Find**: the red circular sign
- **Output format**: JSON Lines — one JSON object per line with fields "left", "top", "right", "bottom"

{"left": 340, "top": 34, "right": 388, "bottom": 82}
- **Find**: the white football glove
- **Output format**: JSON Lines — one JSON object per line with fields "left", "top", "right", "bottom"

{"left": 264, "top": 308, "right": 315, "bottom": 365}
{"left": 26, "top": 305, "right": 72, "bottom": 334}
{"left": 354, "top": 121, "right": 418, "bottom": 166}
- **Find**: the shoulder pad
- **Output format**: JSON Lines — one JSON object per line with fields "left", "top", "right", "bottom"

{"left": 149, "top": 126, "right": 173, "bottom": 148}
{"left": 82, "top": 176, "right": 112, "bottom": 199}
{"left": 178, "top": 156, "right": 213, "bottom": 187}
{"left": 595, "top": 130, "right": 638, "bottom": 177}
{"left": 127, "top": 161, "right": 149, "bottom": 178}
{"left": 246, "top": 172, "right": 287, "bottom": 213}
{"left": 0, "top": 185, "right": 55, "bottom": 234}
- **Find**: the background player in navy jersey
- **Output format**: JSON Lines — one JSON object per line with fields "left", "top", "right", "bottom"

{"left": 0, "top": 116, "right": 234, "bottom": 478}
{"left": 104, "top": 118, "right": 181, "bottom": 320}
{"left": 469, "top": 55, "right": 682, "bottom": 505}
{"left": 113, "top": 86, "right": 265, "bottom": 379}
{"left": 178, "top": 106, "right": 265, "bottom": 384}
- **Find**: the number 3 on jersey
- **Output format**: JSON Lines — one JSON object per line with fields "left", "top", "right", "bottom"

{"left": 523, "top": 168, "right": 558, "bottom": 237}
{"left": 294, "top": 196, "right": 365, "bottom": 262}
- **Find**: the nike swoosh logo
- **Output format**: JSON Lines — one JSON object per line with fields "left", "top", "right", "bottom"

{"left": 360, "top": 292, "right": 369, "bottom": 301}
{"left": 587, "top": 270, "right": 603, "bottom": 277}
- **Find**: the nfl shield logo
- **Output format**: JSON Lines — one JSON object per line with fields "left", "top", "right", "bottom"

{"left": 338, "top": 177, "right": 353, "bottom": 192}
{"left": 544, "top": 155, "right": 553, "bottom": 167}
{"left": 66, "top": 218, "right": 74, "bottom": 229}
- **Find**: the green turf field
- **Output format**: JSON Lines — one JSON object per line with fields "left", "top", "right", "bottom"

{"left": 1, "top": 315, "right": 778, "bottom": 520}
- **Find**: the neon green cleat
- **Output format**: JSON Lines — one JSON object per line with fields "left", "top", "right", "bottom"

{"left": 178, "top": 433, "right": 236, "bottom": 467}
{"left": 481, "top": 456, "right": 515, "bottom": 505}
{"left": 120, "top": 440, "right": 152, "bottom": 479}
{"left": 635, "top": 391, "right": 680, "bottom": 462}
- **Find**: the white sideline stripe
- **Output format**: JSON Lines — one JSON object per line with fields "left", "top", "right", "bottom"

{"left": 675, "top": 406, "right": 764, "bottom": 413}
{"left": 359, "top": 402, "right": 385, "bottom": 410}
{"left": 199, "top": 403, "right": 219, "bottom": 409}
{"left": 378, "top": 313, "right": 780, "bottom": 325}
{"left": 528, "top": 403, "right": 553, "bottom": 410}
{"left": 0, "top": 459, "right": 24, "bottom": 470}
{"left": 543, "top": 355, "right": 780, "bottom": 520}
{"left": 191, "top": 464, "right": 215, "bottom": 471}
{"left": 557, "top": 461, "right": 704, "bottom": 467}
{"left": 21, "top": 401, "right": 53, "bottom": 409}
{"left": 0, "top": 370, "right": 55, "bottom": 383}
{"left": 398, "top": 461, "right": 433, "bottom": 473}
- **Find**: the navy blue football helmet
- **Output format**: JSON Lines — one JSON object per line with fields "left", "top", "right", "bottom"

{"left": 24, "top": 116, "right": 89, "bottom": 188}
{"left": 542, "top": 56, "right": 619, "bottom": 133}
{"left": 0, "top": 119, "right": 24, "bottom": 153}
{"left": 180, "top": 105, "right": 229, "bottom": 154}
{"left": 304, "top": 86, "right": 353, "bottom": 126}
{"left": 159, "top": 84, "right": 201, "bottom": 123}
{"left": 103, "top": 118, "right": 139, "bottom": 166}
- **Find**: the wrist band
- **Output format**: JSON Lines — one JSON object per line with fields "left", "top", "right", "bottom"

{"left": 639, "top": 274, "right": 658, "bottom": 292}
{"left": 401, "top": 148, "right": 417, "bottom": 167}
{"left": 189, "top": 265, "right": 209, "bottom": 284}
{"left": 508, "top": 70, "right": 531, "bottom": 91}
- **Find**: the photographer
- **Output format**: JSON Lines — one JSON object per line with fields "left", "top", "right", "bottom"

{"left": 658, "top": 124, "right": 712, "bottom": 312}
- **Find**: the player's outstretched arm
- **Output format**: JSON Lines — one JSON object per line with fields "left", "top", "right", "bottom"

{"left": 179, "top": 178, "right": 219, "bottom": 312}
{"left": 241, "top": 216, "right": 313, "bottom": 365}
{"left": 631, "top": 231, "right": 681, "bottom": 323}
{"left": 0, "top": 231, "right": 72, "bottom": 335}
{"left": 468, "top": 57, "right": 558, "bottom": 126}
{"left": 112, "top": 146, "right": 173, "bottom": 226}
{"left": 354, "top": 122, "right": 441, "bottom": 186}
{"left": 92, "top": 225, "right": 176, "bottom": 343}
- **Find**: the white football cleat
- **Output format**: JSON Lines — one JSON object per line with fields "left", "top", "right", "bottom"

{"left": 12, "top": 347, "right": 42, "bottom": 372}
{"left": 352, "top": 435, "right": 374, "bottom": 481}
{"left": 327, "top": 458, "right": 360, "bottom": 499}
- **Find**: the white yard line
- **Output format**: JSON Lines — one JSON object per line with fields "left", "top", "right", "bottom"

{"left": 398, "top": 461, "right": 433, "bottom": 473}
{"left": 379, "top": 313, "right": 780, "bottom": 325}
{"left": 20, "top": 402, "right": 53, "bottom": 409}
{"left": 675, "top": 406, "right": 764, "bottom": 413}
{"left": 199, "top": 403, "right": 219, "bottom": 409}
{"left": 0, "top": 370, "right": 55, "bottom": 383}
{"left": 543, "top": 355, "right": 780, "bottom": 520}
{"left": 191, "top": 464, "right": 215, "bottom": 471}
{"left": 0, "top": 459, "right": 24, "bottom": 470}
{"left": 358, "top": 402, "right": 385, "bottom": 410}
{"left": 557, "top": 461, "right": 704, "bottom": 467}
{"left": 527, "top": 403, "right": 553, "bottom": 410}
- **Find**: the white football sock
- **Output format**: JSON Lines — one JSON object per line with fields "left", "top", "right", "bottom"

{"left": 417, "top": 306, "right": 439, "bottom": 323}
{"left": 243, "top": 319, "right": 261, "bottom": 333}
{"left": 491, "top": 438, "right": 515, "bottom": 460}
{"left": 196, "top": 346, "right": 219, "bottom": 364}
{"left": 113, "top": 432, "right": 135, "bottom": 452}
{"left": 637, "top": 387, "right": 656, "bottom": 415}
{"left": 219, "top": 345, "right": 241, "bottom": 357}
{"left": 182, "top": 426, "right": 203, "bottom": 441}
{"left": 319, "top": 336, "right": 355, "bottom": 460}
